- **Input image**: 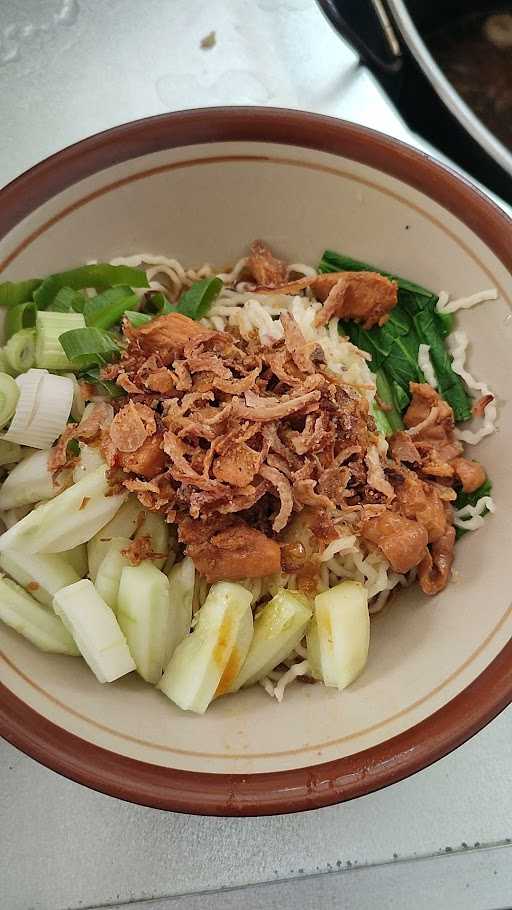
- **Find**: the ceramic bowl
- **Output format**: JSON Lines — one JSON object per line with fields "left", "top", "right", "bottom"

{"left": 1, "top": 108, "right": 511, "bottom": 815}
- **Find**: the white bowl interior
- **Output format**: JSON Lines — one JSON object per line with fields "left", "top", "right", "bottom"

{"left": 0, "top": 140, "right": 511, "bottom": 774}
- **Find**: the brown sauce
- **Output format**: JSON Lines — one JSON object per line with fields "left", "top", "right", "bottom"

{"left": 427, "top": 9, "right": 512, "bottom": 152}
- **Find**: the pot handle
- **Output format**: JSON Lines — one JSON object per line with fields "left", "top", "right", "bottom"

{"left": 318, "top": 0, "right": 403, "bottom": 75}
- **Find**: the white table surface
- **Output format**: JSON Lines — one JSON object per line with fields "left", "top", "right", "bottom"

{"left": 1, "top": 2, "right": 511, "bottom": 909}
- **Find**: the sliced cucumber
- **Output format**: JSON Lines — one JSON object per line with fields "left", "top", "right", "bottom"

{"left": 135, "top": 510, "right": 169, "bottom": 569}
{"left": 72, "top": 443, "right": 104, "bottom": 483}
{"left": 117, "top": 562, "right": 172, "bottom": 684}
{"left": 158, "top": 582, "right": 253, "bottom": 714}
{"left": 87, "top": 495, "right": 143, "bottom": 581}
{"left": 0, "top": 466, "right": 126, "bottom": 554}
{"left": 166, "top": 556, "right": 195, "bottom": 662}
{"left": 61, "top": 543, "right": 88, "bottom": 578}
{"left": 0, "top": 449, "right": 60, "bottom": 511}
{"left": 305, "top": 614, "right": 322, "bottom": 681}
{"left": 53, "top": 579, "right": 135, "bottom": 683}
{"left": 0, "top": 440, "right": 22, "bottom": 468}
{"left": 95, "top": 537, "right": 131, "bottom": 611}
{"left": 0, "top": 575, "right": 79, "bottom": 655}
{"left": 0, "top": 549, "right": 80, "bottom": 608}
{"left": 313, "top": 581, "right": 370, "bottom": 690}
{"left": 231, "top": 589, "right": 312, "bottom": 690}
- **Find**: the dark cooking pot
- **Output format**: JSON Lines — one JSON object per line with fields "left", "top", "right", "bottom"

{"left": 317, "top": 0, "right": 512, "bottom": 202}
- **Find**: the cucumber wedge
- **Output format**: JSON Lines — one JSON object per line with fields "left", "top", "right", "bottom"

{"left": 95, "top": 537, "right": 131, "bottom": 611}
{"left": 53, "top": 579, "right": 135, "bottom": 683}
{"left": 166, "top": 557, "right": 195, "bottom": 662}
{"left": 0, "top": 549, "right": 80, "bottom": 608}
{"left": 117, "top": 562, "right": 172, "bottom": 684}
{"left": 0, "top": 465, "right": 126, "bottom": 554}
{"left": 305, "top": 614, "right": 322, "bottom": 681}
{"left": 0, "top": 575, "right": 79, "bottom": 655}
{"left": 231, "top": 589, "right": 312, "bottom": 690}
{"left": 62, "top": 543, "right": 88, "bottom": 578}
{"left": 135, "top": 510, "right": 169, "bottom": 569}
{"left": 158, "top": 582, "right": 253, "bottom": 714}
{"left": 312, "top": 581, "right": 370, "bottom": 690}
{"left": 0, "top": 449, "right": 61, "bottom": 511}
{"left": 87, "top": 495, "right": 143, "bottom": 581}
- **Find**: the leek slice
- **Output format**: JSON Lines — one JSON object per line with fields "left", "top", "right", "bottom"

{"left": 231, "top": 589, "right": 312, "bottom": 691}
{"left": 0, "top": 549, "right": 79, "bottom": 608}
{"left": 0, "top": 575, "right": 79, "bottom": 655}
{"left": 158, "top": 582, "right": 253, "bottom": 714}
{"left": 0, "top": 465, "right": 126, "bottom": 554}
{"left": 53, "top": 579, "right": 135, "bottom": 683}
{"left": 3, "top": 369, "right": 74, "bottom": 449}
{"left": 0, "top": 449, "right": 60, "bottom": 510}
{"left": 0, "top": 372, "right": 19, "bottom": 428}
{"left": 311, "top": 581, "right": 370, "bottom": 690}
{"left": 95, "top": 536, "right": 131, "bottom": 611}
{"left": 117, "top": 562, "right": 172, "bottom": 684}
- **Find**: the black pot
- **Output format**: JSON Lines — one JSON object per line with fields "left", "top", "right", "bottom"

{"left": 318, "top": 0, "right": 512, "bottom": 203}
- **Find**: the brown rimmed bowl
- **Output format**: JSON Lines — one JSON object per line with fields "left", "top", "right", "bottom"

{"left": 1, "top": 108, "right": 511, "bottom": 816}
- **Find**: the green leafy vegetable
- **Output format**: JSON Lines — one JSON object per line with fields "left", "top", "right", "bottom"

{"left": 319, "top": 250, "right": 433, "bottom": 298}
{"left": 33, "top": 264, "right": 148, "bottom": 309}
{"left": 78, "top": 366, "right": 125, "bottom": 399}
{"left": 375, "top": 369, "right": 403, "bottom": 432}
{"left": 4, "top": 300, "right": 37, "bottom": 340}
{"left": 175, "top": 276, "right": 223, "bottom": 320}
{"left": 0, "top": 278, "right": 41, "bottom": 309}
{"left": 59, "top": 326, "right": 121, "bottom": 369}
{"left": 48, "top": 287, "right": 87, "bottom": 314}
{"left": 370, "top": 400, "right": 392, "bottom": 438}
{"left": 84, "top": 286, "right": 139, "bottom": 330}
{"left": 325, "top": 249, "right": 472, "bottom": 423}
{"left": 124, "top": 311, "right": 152, "bottom": 327}
{"left": 413, "top": 308, "right": 471, "bottom": 422}
{"left": 455, "top": 478, "right": 493, "bottom": 539}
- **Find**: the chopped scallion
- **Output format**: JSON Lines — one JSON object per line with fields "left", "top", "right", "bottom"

{"left": 124, "top": 310, "right": 152, "bottom": 327}
{"left": 4, "top": 300, "right": 37, "bottom": 341}
{"left": 0, "top": 372, "right": 20, "bottom": 429}
{"left": 48, "top": 287, "right": 87, "bottom": 314}
{"left": 35, "top": 310, "right": 86, "bottom": 370}
{"left": 84, "top": 286, "right": 138, "bottom": 330}
{"left": 58, "top": 326, "right": 121, "bottom": 369}
{"left": 5, "top": 329, "right": 36, "bottom": 374}
{"left": 143, "top": 291, "right": 173, "bottom": 316}
{"left": 33, "top": 264, "right": 149, "bottom": 309}
{"left": 0, "top": 278, "right": 41, "bottom": 309}
{"left": 175, "top": 276, "right": 223, "bottom": 320}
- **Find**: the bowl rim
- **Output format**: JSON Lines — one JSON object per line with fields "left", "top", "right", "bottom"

{"left": 0, "top": 106, "right": 511, "bottom": 816}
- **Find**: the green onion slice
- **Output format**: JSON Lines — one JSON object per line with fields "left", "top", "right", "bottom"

{"left": 4, "top": 329, "right": 36, "bottom": 374}
{"left": 4, "top": 300, "right": 37, "bottom": 340}
{"left": 0, "top": 372, "right": 20, "bottom": 429}
{"left": 175, "top": 277, "right": 223, "bottom": 320}
{"left": 84, "top": 286, "right": 139, "bottom": 330}
{"left": 33, "top": 264, "right": 149, "bottom": 309}
{"left": 59, "top": 327, "right": 121, "bottom": 369}
{"left": 0, "top": 278, "right": 42, "bottom": 309}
